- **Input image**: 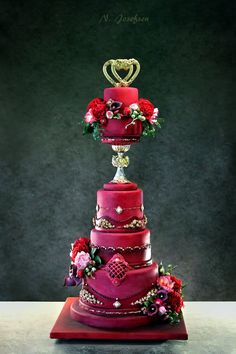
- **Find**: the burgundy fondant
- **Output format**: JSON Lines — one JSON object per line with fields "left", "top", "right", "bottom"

{"left": 70, "top": 298, "right": 155, "bottom": 329}
{"left": 72, "top": 263, "right": 158, "bottom": 328}
{"left": 71, "top": 181, "right": 159, "bottom": 328}
{"left": 103, "top": 182, "right": 138, "bottom": 191}
{"left": 104, "top": 87, "right": 138, "bottom": 106}
{"left": 51, "top": 297, "right": 188, "bottom": 337}
{"left": 90, "top": 229, "right": 151, "bottom": 266}
{"left": 91, "top": 228, "right": 150, "bottom": 248}
{"left": 101, "top": 87, "right": 143, "bottom": 144}
{"left": 84, "top": 262, "right": 158, "bottom": 300}
{"left": 96, "top": 188, "right": 144, "bottom": 222}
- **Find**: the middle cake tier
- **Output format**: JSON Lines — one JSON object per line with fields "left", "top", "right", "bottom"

{"left": 90, "top": 228, "right": 152, "bottom": 267}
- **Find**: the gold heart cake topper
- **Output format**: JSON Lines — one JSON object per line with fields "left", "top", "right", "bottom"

{"left": 103, "top": 59, "right": 140, "bottom": 87}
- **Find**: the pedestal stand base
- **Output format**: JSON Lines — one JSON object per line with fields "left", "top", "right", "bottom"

{"left": 50, "top": 297, "right": 188, "bottom": 341}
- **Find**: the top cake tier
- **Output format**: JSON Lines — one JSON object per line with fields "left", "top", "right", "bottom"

{"left": 104, "top": 87, "right": 138, "bottom": 106}
{"left": 101, "top": 87, "right": 143, "bottom": 145}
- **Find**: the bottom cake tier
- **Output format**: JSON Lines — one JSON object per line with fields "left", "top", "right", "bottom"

{"left": 70, "top": 261, "right": 159, "bottom": 329}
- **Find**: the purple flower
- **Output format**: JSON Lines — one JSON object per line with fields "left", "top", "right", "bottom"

{"left": 157, "top": 289, "right": 168, "bottom": 301}
{"left": 64, "top": 276, "right": 77, "bottom": 287}
{"left": 74, "top": 277, "right": 82, "bottom": 286}
{"left": 69, "top": 264, "right": 77, "bottom": 277}
{"left": 64, "top": 275, "right": 82, "bottom": 287}
{"left": 107, "top": 99, "right": 122, "bottom": 111}
{"left": 147, "top": 303, "right": 159, "bottom": 317}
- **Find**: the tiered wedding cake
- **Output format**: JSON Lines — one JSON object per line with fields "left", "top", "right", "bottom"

{"left": 64, "top": 59, "right": 184, "bottom": 329}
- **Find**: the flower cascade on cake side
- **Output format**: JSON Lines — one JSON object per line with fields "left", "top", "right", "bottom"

{"left": 134, "top": 263, "right": 185, "bottom": 324}
{"left": 64, "top": 238, "right": 102, "bottom": 286}
{"left": 63, "top": 59, "right": 185, "bottom": 329}
{"left": 65, "top": 244, "right": 185, "bottom": 324}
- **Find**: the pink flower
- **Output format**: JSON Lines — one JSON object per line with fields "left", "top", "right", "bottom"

{"left": 155, "top": 298, "right": 163, "bottom": 305}
{"left": 74, "top": 251, "right": 91, "bottom": 270}
{"left": 148, "top": 107, "right": 159, "bottom": 125}
{"left": 159, "top": 306, "right": 167, "bottom": 315}
{"left": 158, "top": 275, "right": 175, "bottom": 292}
{"left": 129, "top": 103, "right": 139, "bottom": 111}
{"left": 85, "top": 108, "right": 97, "bottom": 124}
{"left": 106, "top": 110, "right": 114, "bottom": 119}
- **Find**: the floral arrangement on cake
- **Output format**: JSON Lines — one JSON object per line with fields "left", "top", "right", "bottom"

{"left": 64, "top": 237, "right": 102, "bottom": 286}
{"left": 135, "top": 262, "right": 185, "bottom": 324}
{"left": 83, "top": 97, "right": 163, "bottom": 140}
{"left": 64, "top": 239, "right": 185, "bottom": 325}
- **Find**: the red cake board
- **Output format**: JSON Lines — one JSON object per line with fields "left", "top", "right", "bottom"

{"left": 50, "top": 297, "right": 188, "bottom": 341}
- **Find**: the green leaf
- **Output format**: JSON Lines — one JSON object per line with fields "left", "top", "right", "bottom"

{"left": 157, "top": 117, "right": 165, "bottom": 124}
{"left": 94, "top": 255, "right": 102, "bottom": 265}
{"left": 159, "top": 263, "right": 165, "bottom": 275}
{"left": 91, "top": 122, "right": 102, "bottom": 141}
{"left": 90, "top": 247, "right": 97, "bottom": 259}
{"left": 142, "top": 121, "right": 156, "bottom": 138}
{"left": 83, "top": 122, "right": 94, "bottom": 135}
{"left": 168, "top": 310, "right": 182, "bottom": 324}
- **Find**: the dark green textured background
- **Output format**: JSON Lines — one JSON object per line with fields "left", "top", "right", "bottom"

{"left": 0, "top": 0, "right": 235, "bottom": 301}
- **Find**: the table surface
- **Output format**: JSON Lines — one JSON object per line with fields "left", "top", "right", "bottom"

{"left": 0, "top": 301, "right": 236, "bottom": 354}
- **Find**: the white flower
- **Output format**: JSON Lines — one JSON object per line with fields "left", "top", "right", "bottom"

{"left": 106, "top": 110, "right": 114, "bottom": 119}
{"left": 129, "top": 103, "right": 139, "bottom": 111}
{"left": 149, "top": 107, "right": 159, "bottom": 124}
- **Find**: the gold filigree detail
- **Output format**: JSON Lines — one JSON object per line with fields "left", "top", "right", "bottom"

{"left": 112, "top": 155, "right": 129, "bottom": 168}
{"left": 93, "top": 216, "right": 147, "bottom": 230}
{"left": 123, "top": 215, "right": 148, "bottom": 229}
{"left": 93, "top": 218, "right": 115, "bottom": 229}
{"left": 111, "top": 145, "right": 131, "bottom": 183}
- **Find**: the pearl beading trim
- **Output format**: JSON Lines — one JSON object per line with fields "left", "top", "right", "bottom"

{"left": 131, "top": 288, "right": 158, "bottom": 306}
{"left": 80, "top": 288, "right": 103, "bottom": 305}
{"left": 96, "top": 204, "right": 144, "bottom": 213}
{"left": 79, "top": 301, "right": 142, "bottom": 315}
{"left": 90, "top": 244, "right": 151, "bottom": 252}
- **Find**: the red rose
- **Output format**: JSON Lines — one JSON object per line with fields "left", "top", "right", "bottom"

{"left": 76, "top": 269, "right": 84, "bottom": 278}
{"left": 168, "top": 291, "right": 183, "bottom": 313}
{"left": 170, "top": 276, "right": 182, "bottom": 292}
{"left": 75, "top": 237, "right": 90, "bottom": 245}
{"left": 71, "top": 237, "right": 90, "bottom": 262}
{"left": 87, "top": 98, "right": 107, "bottom": 120}
{"left": 123, "top": 106, "right": 131, "bottom": 116}
{"left": 138, "top": 98, "right": 154, "bottom": 119}
{"left": 100, "top": 118, "right": 107, "bottom": 125}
